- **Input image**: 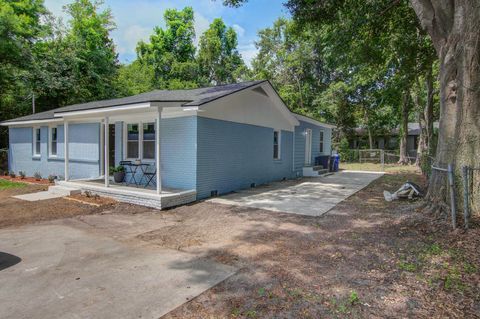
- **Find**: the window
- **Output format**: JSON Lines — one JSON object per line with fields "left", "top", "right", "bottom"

{"left": 50, "top": 127, "right": 57, "bottom": 156}
{"left": 142, "top": 123, "right": 155, "bottom": 159}
{"left": 319, "top": 130, "right": 324, "bottom": 153}
{"left": 273, "top": 130, "right": 280, "bottom": 159}
{"left": 125, "top": 122, "right": 155, "bottom": 160}
{"left": 127, "top": 123, "right": 139, "bottom": 159}
{"left": 33, "top": 127, "right": 41, "bottom": 156}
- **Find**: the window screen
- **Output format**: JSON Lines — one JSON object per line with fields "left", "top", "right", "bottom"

{"left": 127, "top": 123, "right": 139, "bottom": 158}
{"left": 143, "top": 123, "right": 155, "bottom": 159}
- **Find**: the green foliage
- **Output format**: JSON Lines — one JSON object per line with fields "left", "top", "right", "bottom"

{"left": 0, "top": 0, "right": 119, "bottom": 148}
{"left": 0, "top": 178, "right": 26, "bottom": 190}
{"left": 0, "top": 0, "right": 48, "bottom": 147}
{"left": 65, "top": 0, "right": 119, "bottom": 102}
{"left": 349, "top": 291, "right": 359, "bottom": 305}
{"left": 398, "top": 260, "right": 417, "bottom": 272}
{"left": 252, "top": 18, "right": 330, "bottom": 118}
{"left": 136, "top": 7, "right": 198, "bottom": 89}
{"left": 19, "top": 171, "right": 26, "bottom": 179}
{"left": 230, "top": 0, "right": 439, "bottom": 151}
{"left": 33, "top": 171, "right": 42, "bottom": 180}
{"left": 197, "top": 18, "right": 247, "bottom": 85}
{"left": 109, "top": 165, "right": 125, "bottom": 175}
{"left": 337, "top": 137, "right": 357, "bottom": 162}
{"left": 115, "top": 61, "right": 155, "bottom": 97}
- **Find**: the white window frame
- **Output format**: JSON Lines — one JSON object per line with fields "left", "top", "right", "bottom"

{"left": 319, "top": 129, "right": 324, "bottom": 154}
{"left": 142, "top": 122, "right": 156, "bottom": 160}
{"left": 273, "top": 129, "right": 281, "bottom": 160}
{"left": 123, "top": 121, "right": 156, "bottom": 162}
{"left": 33, "top": 127, "right": 41, "bottom": 157}
{"left": 49, "top": 126, "right": 58, "bottom": 157}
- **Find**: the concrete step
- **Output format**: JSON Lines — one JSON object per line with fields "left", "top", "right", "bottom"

{"left": 316, "top": 169, "right": 329, "bottom": 175}
{"left": 48, "top": 185, "right": 81, "bottom": 196}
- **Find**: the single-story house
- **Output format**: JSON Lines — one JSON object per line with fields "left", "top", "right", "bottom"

{"left": 349, "top": 122, "right": 439, "bottom": 158}
{"left": 1, "top": 80, "right": 334, "bottom": 209}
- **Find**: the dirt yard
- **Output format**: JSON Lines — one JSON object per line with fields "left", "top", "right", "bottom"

{"left": 0, "top": 183, "right": 119, "bottom": 228}
{"left": 1, "top": 171, "right": 479, "bottom": 318}
{"left": 144, "top": 170, "right": 478, "bottom": 318}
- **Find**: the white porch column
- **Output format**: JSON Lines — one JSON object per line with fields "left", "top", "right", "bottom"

{"left": 104, "top": 117, "right": 109, "bottom": 187}
{"left": 64, "top": 120, "right": 69, "bottom": 181}
{"left": 156, "top": 107, "right": 163, "bottom": 194}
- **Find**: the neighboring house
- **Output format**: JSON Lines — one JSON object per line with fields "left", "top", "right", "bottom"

{"left": 349, "top": 122, "right": 439, "bottom": 158}
{"left": 1, "top": 80, "right": 334, "bottom": 209}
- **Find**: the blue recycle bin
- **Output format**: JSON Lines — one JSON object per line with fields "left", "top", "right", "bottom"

{"left": 331, "top": 154, "right": 340, "bottom": 172}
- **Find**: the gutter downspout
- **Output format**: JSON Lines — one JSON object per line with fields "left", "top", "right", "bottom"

{"left": 292, "top": 126, "right": 296, "bottom": 175}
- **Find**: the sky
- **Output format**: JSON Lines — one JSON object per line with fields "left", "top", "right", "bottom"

{"left": 44, "top": 0, "right": 289, "bottom": 66}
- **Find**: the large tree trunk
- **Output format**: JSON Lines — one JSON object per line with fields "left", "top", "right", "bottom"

{"left": 367, "top": 128, "right": 374, "bottom": 149}
{"left": 398, "top": 91, "right": 410, "bottom": 164}
{"left": 363, "top": 108, "right": 374, "bottom": 149}
{"left": 411, "top": 0, "right": 480, "bottom": 212}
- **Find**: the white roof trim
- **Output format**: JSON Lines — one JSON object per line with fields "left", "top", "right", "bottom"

{"left": 1, "top": 118, "right": 63, "bottom": 127}
{"left": 294, "top": 114, "right": 336, "bottom": 129}
{"left": 54, "top": 102, "right": 152, "bottom": 117}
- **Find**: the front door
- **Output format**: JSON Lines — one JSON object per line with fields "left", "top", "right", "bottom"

{"left": 305, "top": 128, "right": 312, "bottom": 166}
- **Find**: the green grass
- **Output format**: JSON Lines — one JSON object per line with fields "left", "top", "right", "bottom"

{"left": 0, "top": 178, "right": 26, "bottom": 190}
{"left": 341, "top": 162, "right": 420, "bottom": 173}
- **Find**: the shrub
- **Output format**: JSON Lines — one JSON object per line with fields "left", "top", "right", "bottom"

{"left": 19, "top": 171, "right": 26, "bottom": 179}
{"left": 337, "top": 137, "right": 357, "bottom": 162}
{"left": 9, "top": 171, "right": 16, "bottom": 178}
{"left": 48, "top": 175, "right": 56, "bottom": 183}
{"left": 33, "top": 172, "right": 42, "bottom": 180}
{"left": 109, "top": 165, "right": 125, "bottom": 175}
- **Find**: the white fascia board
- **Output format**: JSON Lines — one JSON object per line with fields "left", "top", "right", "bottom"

{"left": 294, "top": 114, "right": 336, "bottom": 129}
{"left": 1, "top": 118, "right": 63, "bottom": 127}
{"left": 53, "top": 102, "right": 152, "bottom": 118}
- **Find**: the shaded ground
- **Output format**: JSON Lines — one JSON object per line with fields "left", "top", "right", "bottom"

{"left": 139, "top": 170, "right": 478, "bottom": 318}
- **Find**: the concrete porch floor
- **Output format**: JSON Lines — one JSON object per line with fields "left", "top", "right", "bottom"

{"left": 58, "top": 179, "right": 197, "bottom": 209}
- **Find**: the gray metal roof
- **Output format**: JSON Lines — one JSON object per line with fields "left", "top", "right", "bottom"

{"left": 3, "top": 80, "right": 266, "bottom": 123}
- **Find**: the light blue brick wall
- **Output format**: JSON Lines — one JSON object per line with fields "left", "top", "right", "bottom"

{"left": 8, "top": 123, "right": 100, "bottom": 180}
{"left": 160, "top": 116, "right": 197, "bottom": 190}
{"left": 196, "top": 116, "right": 294, "bottom": 199}
{"left": 113, "top": 117, "right": 197, "bottom": 190}
{"left": 294, "top": 120, "right": 332, "bottom": 175}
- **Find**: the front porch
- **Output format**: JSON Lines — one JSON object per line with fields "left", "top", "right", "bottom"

{"left": 58, "top": 101, "right": 198, "bottom": 209}
{"left": 58, "top": 179, "right": 196, "bottom": 209}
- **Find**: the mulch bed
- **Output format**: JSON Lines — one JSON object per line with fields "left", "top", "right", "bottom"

{"left": 0, "top": 184, "right": 114, "bottom": 228}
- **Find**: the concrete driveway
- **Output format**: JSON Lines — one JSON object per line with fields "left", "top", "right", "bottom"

{"left": 0, "top": 216, "right": 235, "bottom": 319}
{"left": 208, "top": 170, "right": 384, "bottom": 216}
